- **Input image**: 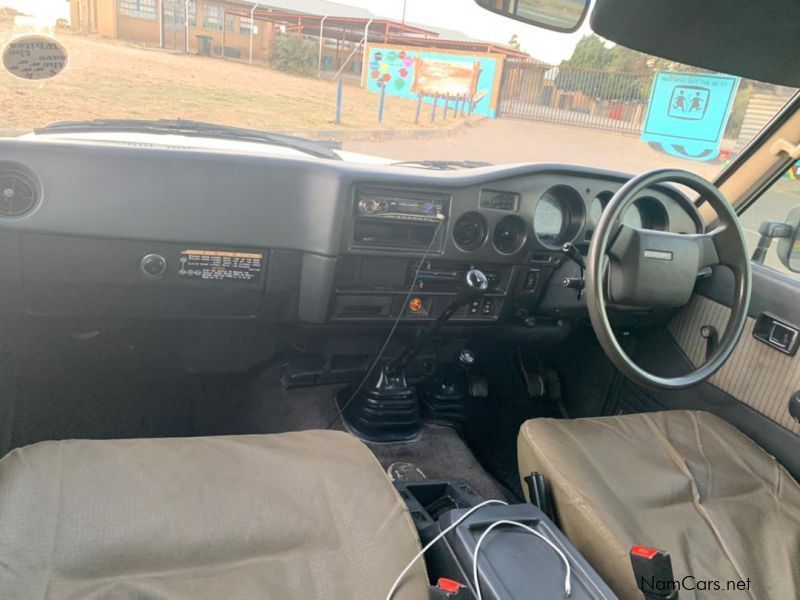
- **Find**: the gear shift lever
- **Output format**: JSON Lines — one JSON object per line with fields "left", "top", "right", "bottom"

{"left": 335, "top": 269, "right": 489, "bottom": 443}
{"left": 438, "top": 268, "right": 489, "bottom": 324}
{"left": 388, "top": 269, "right": 489, "bottom": 375}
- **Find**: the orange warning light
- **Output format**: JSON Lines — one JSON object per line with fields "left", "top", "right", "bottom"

{"left": 408, "top": 298, "right": 423, "bottom": 313}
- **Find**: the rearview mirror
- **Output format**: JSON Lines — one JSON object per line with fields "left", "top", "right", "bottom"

{"left": 778, "top": 206, "right": 800, "bottom": 273}
{"left": 474, "top": 0, "right": 589, "bottom": 33}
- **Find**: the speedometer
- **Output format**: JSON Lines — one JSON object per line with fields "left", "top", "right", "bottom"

{"left": 533, "top": 186, "right": 585, "bottom": 248}
{"left": 534, "top": 192, "right": 567, "bottom": 243}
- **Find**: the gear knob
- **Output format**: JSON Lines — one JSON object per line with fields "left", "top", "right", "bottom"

{"left": 465, "top": 269, "right": 489, "bottom": 292}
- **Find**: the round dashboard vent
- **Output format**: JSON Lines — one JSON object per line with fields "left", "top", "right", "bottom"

{"left": 493, "top": 215, "right": 527, "bottom": 255}
{"left": 452, "top": 212, "right": 488, "bottom": 251}
{"left": 0, "top": 166, "right": 38, "bottom": 217}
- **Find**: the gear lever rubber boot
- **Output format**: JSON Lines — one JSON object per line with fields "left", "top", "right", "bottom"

{"left": 335, "top": 363, "right": 421, "bottom": 442}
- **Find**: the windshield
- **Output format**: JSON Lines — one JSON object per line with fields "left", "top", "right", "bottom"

{"left": 2, "top": 1, "right": 796, "bottom": 179}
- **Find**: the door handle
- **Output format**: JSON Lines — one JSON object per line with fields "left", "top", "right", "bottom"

{"left": 753, "top": 313, "right": 800, "bottom": 356}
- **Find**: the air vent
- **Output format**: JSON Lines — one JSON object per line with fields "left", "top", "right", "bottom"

{"left": 493, "top": 215, "right": 527, "bottom": 255}
{"left": 452, "top": 212, "right": 487, "bottom": 252}
{"left": 0, "top": 165, "right": 38, "bottom": 217}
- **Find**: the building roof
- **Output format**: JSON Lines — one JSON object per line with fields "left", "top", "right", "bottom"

{"left": 223, "top": 0, "right": 528, "bottom": 58}
{"left": 257, "top": 0, "right": 377, "bottom": 20}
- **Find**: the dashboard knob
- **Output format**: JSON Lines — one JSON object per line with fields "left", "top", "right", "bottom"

{"left": 140, "top": 253, "right": 167, "bottom": 279}
{"left": 358, "top": 198, "right": 379, "bottom": 215}
{"left": 458, "top": 348, "right": 476, "bottom": 367}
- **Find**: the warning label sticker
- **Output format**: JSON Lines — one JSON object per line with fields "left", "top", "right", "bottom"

{"left": 178, "top": 249, "right": 264, "bottom": 282}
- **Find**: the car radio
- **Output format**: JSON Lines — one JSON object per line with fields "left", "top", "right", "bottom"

{"left": 356, "top": 191, "right": 447, "bottom": 223}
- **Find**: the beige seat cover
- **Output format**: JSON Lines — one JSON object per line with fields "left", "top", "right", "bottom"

{"left": 518, "top": 410, "right": 800, "bottom": 599}
{"left": 0, "top": 430, "right": 428, "bottom": 600}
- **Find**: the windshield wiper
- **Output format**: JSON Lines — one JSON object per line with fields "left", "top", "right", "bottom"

{"left": 391, "top": 159, "right": 492, "bottom": 170}
{"left": 33, "top": 119, "right": 342, "bottom": 160}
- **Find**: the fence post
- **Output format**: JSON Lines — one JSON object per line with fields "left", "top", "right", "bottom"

{"left": 430, "top": 94, "right": 438, "bottom": 123}
{"left": 378, "top": 85, "right": 386, "bottom": 124}
{"left": 335, "top": 78, "right": 343, "bottom": 124}
{"left": 415, "top": 93, "right": 423, "bottom": 124}
{"left": 443, "top": 93, "right": 450, "bottom": 120}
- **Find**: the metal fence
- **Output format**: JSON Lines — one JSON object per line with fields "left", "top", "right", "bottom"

{"left": 498, "top": 60, "right": 653, "bottom": 134}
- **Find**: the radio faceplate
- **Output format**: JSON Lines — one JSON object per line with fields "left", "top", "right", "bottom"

{"left": 356, "top": 189, "right": 448, "bottom": 223}
{"left": 350, "top": 188, "right": 450, "bottom": 253}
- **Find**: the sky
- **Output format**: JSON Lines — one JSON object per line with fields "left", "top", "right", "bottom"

{"left": 4, "top": 0, "right": 69, "bottom": 18}
{"left": 6, "top": 0, "right": 591, "bottom": 64}
{"left": 332, "top": 0, "right": 591, "bottom": 64}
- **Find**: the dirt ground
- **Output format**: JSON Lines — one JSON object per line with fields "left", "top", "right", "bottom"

{"left": 345, "top": 118, "right": 723, "bottom": 179}
{"left": 0, "top": 32, "right": 457, "bottom": 133}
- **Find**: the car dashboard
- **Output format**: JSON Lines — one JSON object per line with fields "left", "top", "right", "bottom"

{"left": 0, "top": 138, "right": 703, "bottom": 339}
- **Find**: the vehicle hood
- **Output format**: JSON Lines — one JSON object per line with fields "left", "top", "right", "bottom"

{"left": 17, "top": 130, "right": 395, "bottom": 165}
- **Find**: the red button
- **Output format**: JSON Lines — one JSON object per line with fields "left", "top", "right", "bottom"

{"left": 631, "top": 545, "right": 660, "bottom": 559}
{"left": 437, "top": 578, "right": 463, "bottom": 594}
{"left": 408, "top": 297, "right": 423, "bottom": 313}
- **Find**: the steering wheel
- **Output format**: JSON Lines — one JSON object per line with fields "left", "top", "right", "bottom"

{"left": 586, "top": 169, "right": 752, "bottom": 390}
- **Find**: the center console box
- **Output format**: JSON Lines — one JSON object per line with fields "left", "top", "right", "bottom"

{"left": 395, "top": 481, "right": 616, "bottom": 600}
{"left": 434, "top": 504, "right": 616, "bottom": 599}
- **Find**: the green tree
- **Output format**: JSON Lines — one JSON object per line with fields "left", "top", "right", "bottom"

{"left": 271, "top": 35, "right": 317, "bottom": 77}
{"left": 508, "top": 34, "right": 521, "bottom": 51}
{"left": 561, "top": 35, "right": 612, "bottom": 70}
{"left": 556, "top": 35, "right": 651, "bottom": 101}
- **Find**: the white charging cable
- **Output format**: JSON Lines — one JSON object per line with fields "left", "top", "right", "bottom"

{"left": 385, "top": 499, "right": 508, "bottom": 600}
{"left": 472, "top": 519, "right": 572, "bottom": 599}
{"left": 328, "top": 215, "right": 444, "bottom": 431}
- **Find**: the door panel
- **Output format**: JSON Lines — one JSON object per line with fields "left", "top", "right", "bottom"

{"left": 669, "top": 292, "right": 800, "bottom": 435}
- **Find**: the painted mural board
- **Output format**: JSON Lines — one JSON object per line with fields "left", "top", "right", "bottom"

{"left": 641, "top": 71, "right": 740, "bottom": 161}
{"left": 365, "top": 45, "right": 503, "bottom": 117}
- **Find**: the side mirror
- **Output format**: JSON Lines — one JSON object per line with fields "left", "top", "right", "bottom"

{"left": 777, "top": 206, "right": 800, "bottom": 273}
{"left": 473, "top": 0, "right": 590, "bottom": 33}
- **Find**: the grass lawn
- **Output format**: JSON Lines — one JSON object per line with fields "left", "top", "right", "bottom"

{"left": 0, "top": 33, "right": 461, "bottom": 134}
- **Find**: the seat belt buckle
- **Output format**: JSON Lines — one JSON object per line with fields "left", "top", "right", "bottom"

{"left": 432, "top": 577, "right": 467, "bottom": 598}
{"left": 630, "top": 545, "right": 679, "bottom": 600}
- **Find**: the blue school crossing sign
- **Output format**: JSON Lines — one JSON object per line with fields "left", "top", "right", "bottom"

{"left": 642, "top": 72, "right": 740, "bottom": 161}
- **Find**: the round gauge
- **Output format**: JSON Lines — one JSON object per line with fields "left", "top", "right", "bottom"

{"left": 588, "top": 191, "right": 613, "bottom": 228}
{"left": 492, "top": 215, "right": 527, "bottom": 254}
{"left": 452, "top": 212, "right": 488, "bottom": 252}
{"left": 535, "top": 193, "right": 566, "bottom": 241}
{"left": 624, "top": 196, "right": 669, "bottom": 231}
{"left": 622, "top": 204, "right": 643, "bottom": 229}
{"left": 533, "top": 186, "right": 585, "bottom": 248}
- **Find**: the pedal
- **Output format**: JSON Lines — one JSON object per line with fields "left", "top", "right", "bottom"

{"left": 525, "top": 372, "right": 546, "bottom": 397}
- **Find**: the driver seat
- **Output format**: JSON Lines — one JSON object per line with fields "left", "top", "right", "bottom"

{"left": 0, "top": 430, "right": 428, "bottom": 599}
{"left": 518, "top": 410, "right": 800, "bottom": 599}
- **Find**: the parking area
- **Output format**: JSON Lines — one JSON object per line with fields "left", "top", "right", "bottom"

{"left": 344, "top": 118, "right": 722, "bottom": 178}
